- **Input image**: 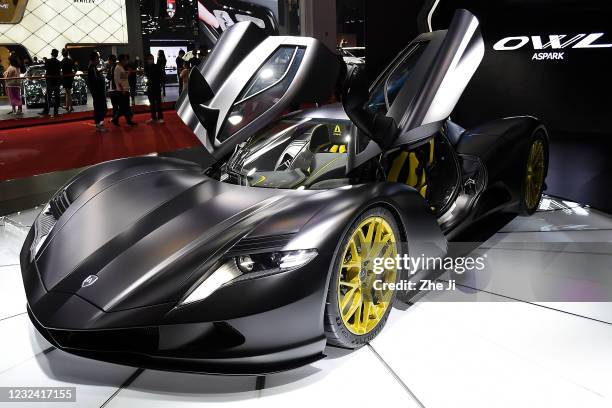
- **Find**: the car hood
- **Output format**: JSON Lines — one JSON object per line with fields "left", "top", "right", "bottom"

{"left": 34, "top": 168, "right": 322, "bottom": 312}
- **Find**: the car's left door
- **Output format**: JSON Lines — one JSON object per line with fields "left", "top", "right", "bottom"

{"left": 177, "top": 21, "right": 341, "bottom": 160}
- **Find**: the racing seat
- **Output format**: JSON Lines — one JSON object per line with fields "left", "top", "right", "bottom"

{"left": 309, "top": 124, "right": 347, "bottom": 154}
{"left": 387, "top": 138, "right": 435, "bottom": 199}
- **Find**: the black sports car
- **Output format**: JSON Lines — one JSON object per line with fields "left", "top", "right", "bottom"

{"left": 21, "top": 10, "right": 548, "bottom": 374}
{"left": 22, "top": 65, "right": 88, "bottom": 108}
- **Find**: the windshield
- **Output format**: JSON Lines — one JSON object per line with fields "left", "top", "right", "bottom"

{"left": 221, "top": 117, "right": 353, "bottom": 189}
{"left": 366, "top": 42, "right": 426, "bottom": 115}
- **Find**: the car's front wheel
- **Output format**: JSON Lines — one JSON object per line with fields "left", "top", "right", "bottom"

{"left": 324, "top": 207, "right": 401, "bottom": 349}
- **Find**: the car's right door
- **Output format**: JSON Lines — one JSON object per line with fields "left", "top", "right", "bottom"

{"left": 351, "top": 9, "right": 484, "bottom": 169}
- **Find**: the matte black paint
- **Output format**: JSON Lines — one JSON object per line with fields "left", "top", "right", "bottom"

{"left": 21, "top": 11, "right": 546, "bottom": 374}
{"left": 21, "top": 154, "right": 446, "bottom": 373}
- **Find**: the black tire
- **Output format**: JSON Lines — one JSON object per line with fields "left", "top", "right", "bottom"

{"left": 519, "top": 130, "right": 549, "bottom": 216}
{"left": 324, "top": 207, "right": 401, "bottom": 349}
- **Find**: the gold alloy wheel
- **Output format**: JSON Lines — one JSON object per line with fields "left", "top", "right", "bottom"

{"left": 338, "top": 216, "right": 398, "bottom": 335}
{"left": 525, "top": 139, "right": 546, "bottom": 210}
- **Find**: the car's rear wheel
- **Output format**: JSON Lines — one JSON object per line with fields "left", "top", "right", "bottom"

{"left": 324, "top": 207, "right": 400, "bottom": 349}
{"left": 519, "top": 132, "right": 548, "bottom": 215}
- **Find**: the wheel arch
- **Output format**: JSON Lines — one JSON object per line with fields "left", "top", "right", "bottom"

{"left": 362, "top": 200, "right": 409, "bottom": 244}
{"left": 293, "top": 183, "right": 447, "bottom": 320}
{"left": 457, "top": 116, "right": 550, "bottom": 213}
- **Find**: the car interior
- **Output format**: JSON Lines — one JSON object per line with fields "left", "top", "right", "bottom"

{"left": 220, "top": 113, "right": 462, "bottom": 217}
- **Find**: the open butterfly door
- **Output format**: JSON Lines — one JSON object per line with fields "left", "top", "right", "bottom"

{"left": 348, "top": 9, "right": 485, "bottom": 168}
{"left": 177, "top": 21, "right": 341, "bottom": 160}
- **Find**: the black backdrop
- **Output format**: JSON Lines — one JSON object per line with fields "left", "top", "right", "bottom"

{"left": 366, "top": 0, "right": 612, "bottom": 212}
{"left": 431, "top": 0, "right": 612, "bottom": 135}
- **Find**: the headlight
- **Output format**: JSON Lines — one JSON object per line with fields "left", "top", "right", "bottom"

{"left": 180, "top": 249, "right": 318, "bottom": 305}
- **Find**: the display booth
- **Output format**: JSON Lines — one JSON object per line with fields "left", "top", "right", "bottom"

{"left": 367, "top": 0, "right": 612, "bottom": 212}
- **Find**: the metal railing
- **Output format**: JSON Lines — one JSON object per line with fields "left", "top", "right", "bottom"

{"left": 0, "top": 68, "right": 180, "bottom": 121}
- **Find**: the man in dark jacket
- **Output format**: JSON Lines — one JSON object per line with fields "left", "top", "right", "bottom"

{"left": 175, "top": 49, "right": 185, "bottom": 95}
{"left": 127, "top": 55, "right": 138, "bottom": 106}
{"left": 144, "top": 53, "right": 164, "bottom": 123}
{"left": 40, "top": 49, "right": 61, "bottom": 116}
{"left": 87, "top": 52, "right": 108, "bottom": 132}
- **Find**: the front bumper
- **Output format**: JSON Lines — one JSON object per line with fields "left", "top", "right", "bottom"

{"left": 28, "top": 305, "right": 325, "bottom": 375}
{"left": 21, "top": 228, "right": 331, "bottom": 374}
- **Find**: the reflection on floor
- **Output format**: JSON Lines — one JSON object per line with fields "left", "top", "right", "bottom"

{"left": 1, "top": 197, "right": 611, "bottom": 407}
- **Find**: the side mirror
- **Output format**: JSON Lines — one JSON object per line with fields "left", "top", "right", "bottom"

{"left": 341, "top": 65, "right": 398, "bottom": 150}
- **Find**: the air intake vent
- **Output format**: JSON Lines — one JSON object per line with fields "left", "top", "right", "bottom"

{"left": 49, "top": 189, "right": 71, "bottom": 219}
{"left": 30, "top": 204, "right": 58, "bottom": 259}
{"left": 37, "top": 211, "right": 55, "bottom": 237}
{"left": 227, "top": 233, "right": 296, "bottom": 255}
{"left": 49, "top": 327, "right": 160, "bottom": 353}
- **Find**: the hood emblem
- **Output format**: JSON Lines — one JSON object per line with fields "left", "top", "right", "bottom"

{"left": 82, "top": 275, "right": 99, "bottom": 288}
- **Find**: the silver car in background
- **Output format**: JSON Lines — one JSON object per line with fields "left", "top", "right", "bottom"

{"left": 22, "top": 64, "right": 88, "bottom": 109}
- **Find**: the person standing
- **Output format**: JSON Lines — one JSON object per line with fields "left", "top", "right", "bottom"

{"left": 175, "top": 49, "right": 185, "bottom": 95}
{"left": 0, "top": 59, "right": 5, "bottom": 98}
{"left": 41, "top": 49, "right": 61, "bottom": 117}
{"left": 4, "top": 54, "right": 23, "bottom": 116}
{"left": 156, "top": 50, "right": 167, "bottom": 98}
{"left": 144, "top": 53, "right": 164, "bottom": 124}
{"left": 127, "top": 55, "right": 137, "bottom": 106}
{"left": 21, "top": 57, "right": 30, "bottom": 73}
{"left": 198, "top": 46, "right": 209, "bottom": 62}
{"left": 60, "top": 48, "right": 76, "bottom": 112}
{"left": 112, "top": 54, "right": 136, "bottom": 126}
{"left": 189, "top": 45, "right": 209, "bottom": 69}
{"left": 179, "top": 60, "right": 190, "bottom": 94}
{"left": 188, "top": 47, "right": 200, "bottom": 67}
{"left": 106, "top": 55, "right": 120, "bottom": 120}
{"left": 86, "top": 51, "right": 107, "bottom": 132}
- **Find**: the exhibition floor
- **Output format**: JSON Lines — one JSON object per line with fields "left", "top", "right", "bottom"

{"left": 0, "top": 87, "right": 180, "bottom": 123}
{"left": 0, "top": 110, "right": 199, "bottom": 182}
{"left": 1, "top": 197, "right": 611, "bottom": 407}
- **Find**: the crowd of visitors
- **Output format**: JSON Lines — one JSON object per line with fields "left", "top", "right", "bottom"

{"left": 2, "top": 45, "right": 210, "bottom": 130}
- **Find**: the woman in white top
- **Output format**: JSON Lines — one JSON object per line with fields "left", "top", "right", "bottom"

{"left": 4, "top": 54, "right": 23, "bottom": 115}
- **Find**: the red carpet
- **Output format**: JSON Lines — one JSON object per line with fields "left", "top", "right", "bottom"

{"left": 0, "top": 111, "right": 201, "bottom": 182}
{"left": 0, "top": 102, "right": 176, "bottom": 131}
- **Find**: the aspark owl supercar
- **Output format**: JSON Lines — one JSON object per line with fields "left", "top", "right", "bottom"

{"left": 21, "top": 10, "right": 548, "bottom": 374}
